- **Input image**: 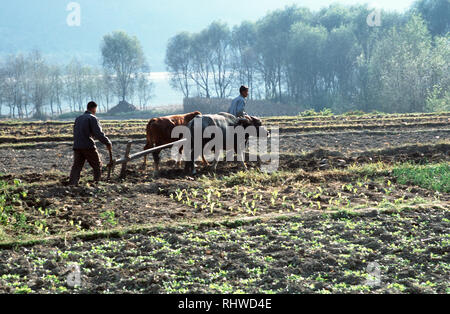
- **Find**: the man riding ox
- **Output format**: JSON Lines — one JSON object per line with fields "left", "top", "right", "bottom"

{"left": 228, "top": 85, "right": 249, "bottom": 118}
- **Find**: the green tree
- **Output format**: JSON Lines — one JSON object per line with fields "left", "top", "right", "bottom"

{"left": 368, "top": 16, "right": 439, "bottom": 112}
{"left": 231, "top": 21, "right": 258, "bottom": 99}
{"left": 426, "top": 85, "right": 450, "bottom": 111}
{"left": 323, "top": 25, "right": 361, "bottom": 111}
{"left": 412, "top": 0, "right": 450, "bottom": 36}
{"left": 205, "top": 22, "right": 234, "bottom": 98}
{"left": 426, "top": 35, "right": 450, "bottom": 111}
{"left": 256, "top": 6, "right": 312, "bottom": 101}
{"left": 287, "top": 23, "right": 327, "bottom": 109}
{"left": 316, "top": 4, "right": 352, "bottom": 31}
{"left": 101, "top": 31, "right": 147, "bottom": 102}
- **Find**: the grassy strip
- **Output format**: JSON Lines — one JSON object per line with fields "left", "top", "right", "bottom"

{"left": 0, "top": 142, "right": 73, "bottom": 150}
{"left": 0, "top": 139, "right": 147, "bottom": 150}
{"left": 392, "top": 163, "right": 449, "bottom": 193}
{"left": 200, "top": 158, "right": 450, "bottom": 191}
{"left": 0, "top": 119, "right": 149, "bottom": 127}
{"left": 0, "top": 159, "right": 447, "bottom": 246}
{"left": 264, "top": 111, "right": 450, "bottom": 121}
{"left": 265, "top": 116, "right": 450, "bottom": 126}
{"left": 0, "top": 133, "right": 147, "bottom": 144}
{"left": 279, "top": 122, "right": 450, "bottom": 134}
{"left": 345, "top": 162, "right": 449, "bottom": 192}
{"left": 0, "top": 202, "right": 443, "bottom": 250}
{"left": 279, "top": 129, "right": 450, "bottom": 140}
{"left": 0, "top": 135, "right": 73, "bottom": 144}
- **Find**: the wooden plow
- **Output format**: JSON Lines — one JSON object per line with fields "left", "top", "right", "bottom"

{"left": 107, "top": 138, "right": 187, "bottom": 180}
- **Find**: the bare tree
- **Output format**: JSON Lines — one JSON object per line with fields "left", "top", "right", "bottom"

{"left": 48, "top": 65, "right": 64, "bottom": 116}
{"left": 136, "top": 73, "right": 153, "bottom": 110}
{"left": 100, "top": 73, "right": 114, "bottom": 112}
{"left": 190, "top": 31, "right": 212, "bottom": 98}
{"left": 28, "top": 50, "right": 50, "bottom": 118}
{"left": 0, "top": 62, "right": 5, "bottom": 117}
{"left": 3, "top": 54, "right": 28, "bottom": 118}
{"left": 83, "top": 67, "right": 105, "bottom": 111}
{"left": 65, "top": 58, "right": 90, "bottom": 112}
{"left": 205, "top": 22, "right": 234, "bottom": 98}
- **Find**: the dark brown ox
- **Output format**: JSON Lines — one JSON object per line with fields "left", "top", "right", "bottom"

{"left": 142, "top": 111, "right": 201, "bottom": 173}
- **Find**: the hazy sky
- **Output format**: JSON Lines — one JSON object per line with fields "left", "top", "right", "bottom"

{"left": 130, "top": 0, "right": 416, "bottom": 32}
{"left": 1, "top": 0, "right": 417, "bottom": 68}
{"left": 270, "top": 0, "right": 415, "bottom": 11}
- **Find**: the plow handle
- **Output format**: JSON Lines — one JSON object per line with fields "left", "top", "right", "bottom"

{"left": 107, "top": 146, "right": 114, "bottom": 180}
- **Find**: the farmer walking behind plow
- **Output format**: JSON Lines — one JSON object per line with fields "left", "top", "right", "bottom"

{"left": 68, "top": 101, "right": 112, "bottom": 186}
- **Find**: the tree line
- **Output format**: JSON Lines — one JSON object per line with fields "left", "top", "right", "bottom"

{"left": 166, "top": 1, "right": 449, "bottom": 113}
{"left": 0, "top": 1, "right": 448, "bottom": 118}
{"left": 0, "top": 31, "right": 152, "bottom": 118}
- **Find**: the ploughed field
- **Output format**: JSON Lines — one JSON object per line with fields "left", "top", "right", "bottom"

{"left": 0, "top": 112, "right": 448, "bottom": 294}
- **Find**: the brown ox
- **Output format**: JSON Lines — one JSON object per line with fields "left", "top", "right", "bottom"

{"left": 142, "top": 111, "right": 201, "bottom": 173}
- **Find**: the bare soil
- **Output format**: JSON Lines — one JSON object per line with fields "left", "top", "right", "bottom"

{"left": 0, "top": 114, "right": 448, "bottom": 294}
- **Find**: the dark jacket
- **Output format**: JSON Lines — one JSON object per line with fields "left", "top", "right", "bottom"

{"left": 73, "top": 111, "right": 111, "bottom": 150}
